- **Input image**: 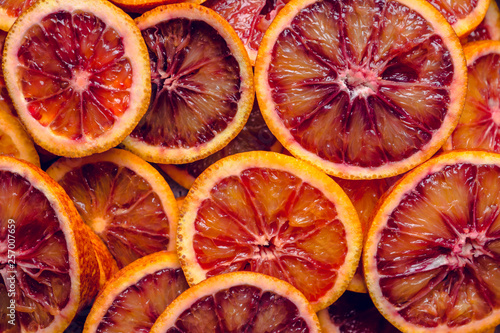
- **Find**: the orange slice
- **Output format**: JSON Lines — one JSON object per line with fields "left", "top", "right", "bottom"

{"left": 83, "top": 251, "right": 189, "bottom": 333}
{"left": 443, "top": 41, "right": 500, "bottom": 152}
{"left": 364, "top": 150, "right": 500, "bottom": 332}
{"left": 463, "top": 0, "right": 500, "bottom": 43}
{"left": 110, "top": 0, "right": 204, "bottom": 13}
{"left": 0, "top": 104, "right": 40, "bottom": 167}
{"left": 0, "top": 30, "right": 13, "bottom": 113}
{"left": 121, "top": 3, "right": 254, "bottom": 164}
{"left": 0, "top": 0, "right": 36, "bottom": 32}
{"left": 46, "top": 148, "right": 179, "bottom": 269}
{"left": 177, "top": 151, "right": 362, "bottom": 311}
{"left": 159, "top": 100, "right": 281, "bottom": 189}
{"left": 2, "top": 0, "right": 151, "bottom": 158}
{"left": 255, "top": 0, "right": 467, "bottom": 179}
{"left": 0, "top": 156, "right": 99, "bottom": 332}
{"left": 150, "top": 271, "right": 321, "bottom": 333}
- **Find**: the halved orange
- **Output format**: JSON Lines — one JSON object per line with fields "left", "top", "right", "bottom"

{"left": 364, "top": 150, "right": 500, "bottom": 332}
{"left": 121, "top": 3, "right": 254, "bottom": 164}
{"left": 46, "top": 148, "right": 179, "bottom": 268}
{"left": 0, "top": 156, "right": 99, "bottom": 332}
{"left": 255, "top": 0, "right": 467, "bottom": 179}
{"left": 3, "top": 0, "right": 151, "bottom": 158}
{"left": 177, "top": 151, "right": 362, "bottom": 311}
{"left": 150, "top": 271, "right": 321, "bottom": 333}
{"left": 0, "top": 0, "right": 36, "bottom": 32}
{"left": 443, "top": 41, "right": 500, "bottom": 152}
{"left": 0, "top": 104, "right": 40, "bottom": 167}
{"left": 463, "top": 0, "right": 500, "bottom": 43}
{"left": 83, "top": 251, "right": 189, "bottom": 333}
{"left": 159, "top": 100, "right": 281, "bottom": 189}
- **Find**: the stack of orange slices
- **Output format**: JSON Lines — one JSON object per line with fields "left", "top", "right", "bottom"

{"left": 1, "top": 0, "right": 500, "bottom": 332}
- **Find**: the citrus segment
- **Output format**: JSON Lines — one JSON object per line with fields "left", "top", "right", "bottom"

{"left": 3, "top": 0, "right": 151, "bottom": 157}
{"left": 177, "top": 151, "right": 362, "bottom": 311}
{"left": 150, "top": 271, "right": 321, "bottom": 333}
{"left": 364, "top": 150, "right": 500, "bottom": 332}
{"left": 463, "top": 0, "right": 500, "bottom": 43}
{"left": 83, "top": 251, "right": 189, "bottom": 333}
{"left": 0, "top": 156, "right": 99, "bottom": 332}
{"left": 444, "top": 41, "right": 500, "bottom": 152}
{"left": 159, "top": 101, "right": 281, "bottom": 189}
{"left": 46, "top": 148, "right": 178, "bottom": 269}
{"left": 122, "top": 3, "right": 254, "bottom": 164}
{"left": 255, "top": 0, "right": 467, "bottom": 179}
{"left": 0, "top": 0, "right": 36, "bottom": 31}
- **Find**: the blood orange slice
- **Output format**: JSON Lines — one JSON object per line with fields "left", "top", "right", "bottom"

{"left": 159, "top": 100, "right": 281, "bottom": 189}
{"left": 150, "top": 271, "right": 321, "bottom": 333}
{"left": 0, "top": 30, "right": 13, "bottom": 113}
{"left": 0, "top": 156, "right": 99, "bottom": 332}
{"left": 0, "top": 0, "right": 36, "bottom": 31}
{"left": 255, "top": 0, "right": 467, "bottom": 179}
{"left": 110, "top": 0, "right": 204, "bottom": 13}
{"left": 2, "top": 0, "right": 151, "bottom": 158}
{"left": 177, "top": 151, "right": 362, "bottom": 311}
{"left": 46, "top": 148, "right": 179, "bottom": 269}
{"left": 121, "top": 3, "right": 254, "bottom": 164}
{"left": 443, "top": 41, "right": 500, "bottom": 152}
{"left": 462, "top": 0, "right": 500, "bottom": 43}
{"left": 364, "top": 150, "right": 500, "bottom": 332}
{"left": 83, "top": 251, "right": 189, "bottom": 333}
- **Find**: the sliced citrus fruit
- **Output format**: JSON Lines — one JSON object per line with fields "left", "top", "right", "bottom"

{"left": 2, "top": 0, "right": 151, "bottom": 158}
{"left": 83, "top": 251, "right": 189, "bottom": 333}
{"left": 203, "top": 0, "right": 291, "bottom": 64}
{"left": 0, "top": 30, "right": 13, "bottom": 113}
{"left": 0, "top": 0, "right": 36, "bottom": 32}
{"left": 364, "top": 150, "right": 500, "bottom": 332}
{"left": 150, "top": 271, "right": 321, "bottom": 333}
{"left": 121, "top": 3, "right": 254, "bottom": 164}
{"left": 462, "top": 0, "right": 500, "bottom": 43}
{"left": 0, "top": 104, "right": 40, "bottom": 167}
{"left": 46, "top": 148, "right": 179, "bottom": 269}
{"left": 110, "top": 0, "right": 204, "bottom": 13}
{"left": 317, "top": 290, "right": 400, "bottom": 333}
{"left": 0, "top": 156, "right": 99, "bottom": 332}
{"left": 159, "top": 100, "right": 281, "bottom": 189}
{"left": 177, "top": 151, "right": 362, "bottom": 311}
{"left": 255, "top": 0, "right": 467, "bottom": 179}
{"left": 443, "top": 41, "right": 500, "bottom": 152}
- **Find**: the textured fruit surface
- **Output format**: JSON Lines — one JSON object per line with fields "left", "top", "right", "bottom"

{"left": 463, "top": 0, "right": 500, "bottom": 43}
{"left": 0, "top": 0, "right": 36, "bottom": 31}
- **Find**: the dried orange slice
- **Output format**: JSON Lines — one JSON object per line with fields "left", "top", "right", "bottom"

{"left": 3, "top": 0, "right": 151, "bottom": 158}
{"left": 46, "top": 148, "right": 179, "bottom": 269}
{"left": 463, "top": 0, "right": 500, "bottom": 43}
{"left": 177, "top": 151, "right": 362, "bottom": 311}
{"left": 255, "top": 0, "right": 467, "bottom": 179}
{"left": 0, "top": 0, "right": 35, "bottom": 31}
{"left": 0, "top": 104, "right": 40, "bottom": 167}
{"left": 0, "top": 156, "right": 99, "bottom": 332}
{"left": 444, "top": 41, "right": 500, "bottom": 152}
{"left": 160, "top": 101, "right": 281, "bottom": 189}
{"left": 83, "top": 251, "right": 189, "bottom": 333}
{"left": 150, "top": 271, "right": 321, "bottom": 333}
{"left": 121, "top": 3, "right": 254, "bottom": 164}
{"left": 364, "top": 150, "right": 500, "bottom": 332}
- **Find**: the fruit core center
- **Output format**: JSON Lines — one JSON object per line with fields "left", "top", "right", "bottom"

{"left": 451, "top": 231, "right": 486, "bottom": 266}
{"left": 339, "top": 67, "right": 378, "bottom": 98}
{"left": 90, "top": 217, "right": 108, "bottom": 235}
{"left": 71, "top": 70, "right": 91, "bottom": 93}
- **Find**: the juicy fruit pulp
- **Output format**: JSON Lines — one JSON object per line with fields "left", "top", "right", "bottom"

{"left": 256, "top": 0, "right": 466, "bottom": 178}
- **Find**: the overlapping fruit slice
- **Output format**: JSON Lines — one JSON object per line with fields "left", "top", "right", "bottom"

{"left": 3, "top": 0, "right": 151, "bottom": 157}
{"left": 0, "top": 30, "right": 13, "bottom": 112}
{"left": 84, "top": 251, "right": 189, "bottom": 333}
{"left": 160, "top": 100, "right": 281, "bottom": 189}
{"left": 462, "top": 0, "right": 500, "bottom": 43}
{"left": 444, "top": 41, "right": 500, "bottom": 152}
{"left": 364, "top": 150, "right": 500, "bottom": 332}
{"left": 46, "top": 148, "right": 179, "bottom": 268}
{"left": 255, "top": 0, "right": 467, "bottom": 179}
{"left": 177, "top": 151, "right": 362, "bottom": 311}
{"left": 109, "top": 0, "right": 204, "bottom": 13}
{"left": 0, "top": 0, "right": 36, "bottom": 31}
{"left": 150, "top": 271, "right": 321, "bottom": 333}
{"left": 122, "top": 3, "right": 254, "bottom": 164}
{"left": 0, "top": 156, "right": 99, "bottom": 332}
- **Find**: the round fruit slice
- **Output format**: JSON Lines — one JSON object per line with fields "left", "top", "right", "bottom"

{"left": 46, "top": 148, "right": 179, "bottom": 269}
{"left": 426, "top": 0, "right": 490, "bottom": 37}
{"left": 159, "top": 100, "right": 281, "bottom": 189}
{"left": 3, "top": 0, "right": 151, "bottom": 158}
{"left": 255, "top": 0, "right": 467, "bottom": 179}
{"left": 83, "top": 251, "right": 189, "bottom": 333}
{"left": 364, "top": 150, "right": 500, "bottom": 332}
{"left": 0, "top": 156, "right": 99, "bottom": 332}
{"left": 121, "top": 3, "right": 254, "bottom": 164}
{"left": 462, "top": 0, "right": 500, "bottom": 43}
{"left": 443, "top": 41, "right": 500, "bottom": 152}
{"left": 0, "top": 0, "right": 36, "bottom": 31}
{"left": 317, "top": 291, "right": 400, "bottom": 333}
{"left": 150, "top": 271, "right": 321, "bottom": 333}
{"left": 203, "top": 0, "right": 291, "bottom": 64}
{"left": 177, "top": 151, "right": 362, "bottom": 311}
{"left": 0, "top": 104, "right": 40, "bottom": 167}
